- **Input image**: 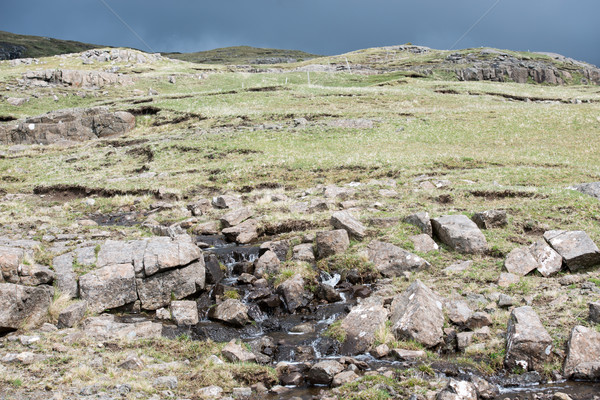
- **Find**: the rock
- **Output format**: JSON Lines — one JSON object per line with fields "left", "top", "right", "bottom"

{"left": 208, "top": 299, "right": 250, "bottom": 327}
{"left": 260, "top": 240, "right": 291, "bottom": 262}
{"left": 405, "top": 212, "right": 433, "bottom": 236}
{"left": 409, "top": 234, "right": 439, "bottom": 252}
{"left": 446, "top": 300, "right": 473, "bottom": 326}
{"left": 136, "top": 260, "right": 205, "bottom": 310}
{"left": 0, "top": 107, "right": 135, "bottom": 145}
{"left": 504, "top": 247, "right": 539, "bottom": 276}
{"left": 472, "top": 210, "right": 507, "bottom": 229}
{"left": 307, "top": 360, "right": 344, "bottom": 385}
{"left": 51, "top": 253, "right": 79, "bottom": 298}
{"left": 0, "top": 283, "right": 52, "bottom": 332}
{"left": 277, "top": 274, "right": 312, "bottom": 313}
{"left": 0, "top": 246, "right": 24, "bottom": 283}
{"left": 17, "top": 263, "right": 55, "bottom": 286}
{"left": 470, "top": 375, "right": 499, "bottom": 399}
{"left": 292, "top": 243, "right": 315, "bottom": 263}
{"left": 498, "top": 294, "right": 514, "bottom": 308}
{"left": 170, "top": 300, "right": 199, "bottom": 325}
{"left": 544, "top": 230, "right": 600, "bottom": 271}
{"left": 290, "top": 322, "right": 315, "bottom": 334}
{"left": 222, "top": 219, "right": 259, "bottom": 244}
{"left": 590, "top": 302, "right": 600, "bottom": 324}
{"left": 323, "top": 185, "right": 355, "bottom": 200}
{"left": 340, "top": 298, "right": 389, "bottom": 355}
{"left": 315, "top": 230, "right": 350, "bottom": 259}
{"left": 367, "top": 241, "right": 430, "bottom": 277}
{"left": 79, "top": 263, "right": 137, "bottom": 313}
{"left": 57, "top": 301, "right": 87, "bottom": 329}
{"left": 82, "top": 315, "right": 162, "bottom": 341}
{"left": 331, "top": 211, "right": 367, "bottom": 239}
{"left": 197, "top": 385, "right": 224, "bottom": 399}
{"left": 437, "top": 379, "right": 478, "bottom": 400}
{"left": 1, "top": 351, "right": 43, "bottom": 365}
{"left": 142, "top": 235, "right": 202, "bottom": 276}
{"left": 193, "top": 221, "right": 220, "bottom": 235}
{"left": 212, "top": 195, "right": 243, "bottom": 209}
{"left": 371, "top": 344, "right": 390, "bottom": 358}
{"left": 222, "top": 340, "right": 257, "bottom": 363}
{"left": 431, "top": 215, "right": 488, "bottom": 254}
{"left": 6, "top": 97, "right": 27, "bottom": 106}
{"left": 332, "top": 370, "right": 359, "bottom": 387}
{"left": 498, "top": 272, "right": 520, "bottom": 288}
{"left": 19, "top": 335, "right": 40, "bottom": 345}
{"left": 563, "top": 325, "right": 600, "bottom": 380}
{"left": 156, "top": 308, "right": 171, "bottom": 320}
{"left": 253, "top": 250, "right": 281, "bottom": 278}
{"left": 390, "top": 280, "right": 444, "bottom": 347}
{"left": 315, "top": 283, "right": 342, "bottom": 303}
{"left": 392, "top": 348, "right": 427, "bottom": 360}
{"left": 220, "top": 207, "right": 253, "bottom": 228}
{"left": 204, "top": 253, "right": 224, "bottom": 284}
{"left": 444, "top": 260, "right": 472, "bottom": 274}
{"left": 529, "top": 239, "right": 563, "bottom": 277}
{"left": 553, "top": 393, "right": 573, "bottom": 400}
{"left": 119, "top": 353, "right": 144, "bottom": 370}
{"left": 187, "top": 199, "right": 211, "bottom": 216}
{"left": 573, "top": 182, "right": 600, "bottom": 200}
{"left": 504, "top": 306, "right": 552, "bottom": 372}
{"left": 153, "top": 376, "right": 178, "bottom": 390}
{"left": 465, "top": 312, "right": 492, "bottom": 330}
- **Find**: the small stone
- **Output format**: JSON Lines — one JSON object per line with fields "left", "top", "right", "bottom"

{"left": 409, "top": 234, "right": 439, "bottom": 253}
{"left": 472, "top": 210, "right": 507, "bottom": 229}
{"left": 370, "top": 344, "right": 390, "bottom": 358}
{"left": 119, "top": 353, "right": 144, "bottom": 370}
{"left": 331, "top": 210, "right": 367, "bottom": 239}
{"left": 197, "top": 385, "right": 224, "bottom": 399}
{"left": 153, "top": 376, "right": 177, "bottom": 390}
{"left": 170, "top": 300, "right": 199, "bottom": 326}
{"left": 505, "top": 247, "right": 539, "bottom": 276}
{"left": 498, "top": 272, "right": 520, "bottom": 288}
{"left": 222, "top": 340, "right": 256, "bottom": 363}
{"left": 392, "top": 348, "right": 426, "bottom": 360}
{"left": 465, "top": 312, "right": 492, "bottom": 330}
{"left": 498, "top": 294, "right": 514, "bottom": 308}
{"left": 404, "top": 212, "right": 432, "bottom": 236}
{"left": 57, "top": 301, "right": 87, "bottom": 329}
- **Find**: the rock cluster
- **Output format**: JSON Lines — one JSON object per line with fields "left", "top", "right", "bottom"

{"left": 21, "top": 69, "right": 135, "bottom": 88}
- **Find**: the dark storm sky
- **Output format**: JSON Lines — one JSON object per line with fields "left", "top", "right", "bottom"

{"left": 2, "top": 0, "right": 599, "bottom": 66}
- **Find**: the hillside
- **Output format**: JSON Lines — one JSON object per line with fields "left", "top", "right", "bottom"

{"left": 163, "top": 45, "right": 320, "bottom": 64}
{"left": 0, "top": 30, "right": 103, "bottom": 60}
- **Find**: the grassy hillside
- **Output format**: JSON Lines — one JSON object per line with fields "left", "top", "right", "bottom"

{"left": 163, "top": 45, "right": 320, "bottom": 64}
{"left": 0, "top": 30, "right": 103, "bottom": 59}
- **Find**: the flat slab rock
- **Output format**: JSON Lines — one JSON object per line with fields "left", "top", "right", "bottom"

{"left": 544, "top": 230, "right": 600, "bottom": 271}
{"left": 367, "top": 240, "right": 430, "bottom": 277}
{"left": 431, "top": 214, "right": 488, "bottom": 254}
{"left": 82, "top": 315, "right": 162, "bottom": 341}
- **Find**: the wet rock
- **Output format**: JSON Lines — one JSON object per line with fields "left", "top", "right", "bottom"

{"left": 529, "top": 239, "right": 563, "bottom": 277}
{"left": 0, "top": 107, "right": 135, "bottom": 145}
{"left": 504, "top": 306, "right": 552, "bottom": 372}
{"left": 220, "top": 207, "right": 253, "bottom": 228}
{"left": 277, "top": 274, "right": 313, "bottom": 313}
{"left": 470, "top": 375, "right": 499, "bottom": 399}
{"left": 187, "top": 198, "right": 211, "bottom": 216}
{"left": 437, "top": 379, "right": 477, "bottom": 400}
{"left": 409, "top": 234, "right": 439, "bottom": 252}
{"left": 260, "top": 240, "right": 290, "bottom": 262}
{"left": 367, "top": 241, "right": 430, "bottom": 277}
{"left": 472, "top": 210, "right": 507, "bottom": 229}
{"left": 431, "top": 214, "right": 488, "bottom": 254}
{"left": 290, "top": 322, "right": 315, "bottom": 334}
{"left": 446, "top": 300, "right": 473, "bottom": 326}
{"left": 209, "top": 299, "right": 250, "bottom": 327}
{"left": 136, "top": 260, "right": 205, "bottom": 310}
{"left": 332, "top": 370, "right": 359, "bottom": 387}
{"left": 563, "top": 325, "right": 600, "bottom": 380}
{"left": 405, "top": 211, "right": 433, "bottom": 236}
{"left": 315, "top": 230, "right": 350, "bottom": 259}
{"left": 79, "top": 263, "right": 136, "bottom": 313}
{"left": 170, "top": 300, "right": 199, "bottom": 326}
{"left": 212, "top": 195, "right": 243, "bottom": 209}
{"left": 331, "top": 210, "right": 367, "bottom": 239}
{"left": 57, "top": 301, "right": 87, "bottom": 329}
{"left": 292, "top": 243, "right": 315, "bottom": 263}
{"left": 497, "top": 272, "right": 520, "bottom": 288}
{"left": 504, "top": 247, "right": 539, "bottom": 276}
{"left": 544, "top": 230, "right": 600, "bottom": 271}
{"left": 204, "top": 253, "right": 224, "bottom": 284}
{"left": 222, "top": 219, "right": 259, "bottom": 244}
{"left": 392, "top": 348, "right": 427, "bottom": 360}
{"left": 238, "top": 273, "right": 256, "bottom": 285}
{"left": 222, "top": 340, "right": 257, "bottom": 363}
{"left": 340, "top": 298, "right": 389, "bottom": 355}
{"left": 254, "top": 250, "right": 280, "bottom": 278}
{"left": 390, "top": 280, "right": 444, "bottom": 348}
{"left": 371, "top": 344, "right": 390, "bottom": 358}
{"left": 82, "top": 315, "right": 162, "bottom": 341}
{"left": 308, "top": 360, "right": 344, "bottom": 385}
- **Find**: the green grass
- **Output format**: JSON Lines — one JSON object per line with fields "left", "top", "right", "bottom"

{"left": 163, "top": 45, "right": 320, "bottom": 65}
{"left": 0, "top": 30, "right": 102, "bottom": 59}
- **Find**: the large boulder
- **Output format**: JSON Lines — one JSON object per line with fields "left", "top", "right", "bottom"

{"left": 544, "top": 230, "right": 600, "bottom": 271}
{"left": 504, "top": 306, "right": 552, "bottom": 372}
{"left": 0, "top": 283, "right": 53, "bottom": 332}
{"left": 142, "top": 236, "right": 202, "bottom": 276}
{"left": 0, "top": 107, "right": 136, "bottom": 145}
{"left": 136, "top": 260, "right": 205, "bottom": 310}
{"left": 208, "top": 299, "right": 250, "bottom": 327}
{"left": 79, "top": 263, "right": 138, "bottom": 313}
{"left": 315, "top": 230, "right": 349, "bottom": 259}
{"left": 331, "top": 211, "right": 367, "bottom": 239}
{"left": 390, "top": 280, "right": 444, "bottom": 347}
{"left": 504, "top": 247, "right": 540, "bottom": 276}
{"left": 472, "top": 210, "right": 507, "bottom": 229}
{"left": 277, "top": 274, "right": 313, "bottom": 313}
{"left": 563, "top": 325, "right": 600, "bottom": 380}
{"left": 431, "top": 215, "right": 488, "bottom": 254}
{"left": 340, "top": 298, "right": 389, "bottom": 355}
{"left": 52, "top": 253, "right": 79, "bottom": 298}
{"left": 367, "top": 241, "right": 430, "bottom": 277}
{"left": 222, "top": 219, "right": 259, "bottom": 244}
{"left": 529, "top": 239, "right": 563, "bottom": 277}
{"left": 253, "top": 250, "right": 280, "bottom": 278}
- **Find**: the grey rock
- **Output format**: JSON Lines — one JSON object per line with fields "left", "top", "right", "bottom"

{"left": 196, "top": 385, "right": 224, "bottom": 399}
{"left": 446, "top": 300, "right": 473, "bottom": 326}
{"left": 0, "top": 246, "right": 24, "bottom": 283}
{"left": 390, "top": 280, "right": 444, "bottom": 347}
{"left": 409, "top": 234, "right": 439, "bottom": 252}
{"left": 222, "top": 219, "right": 259, "bottom": 244}
{"left": 498, "top": 272, "right": 520, "bottom": 288}
{"left": 530, "top": 239, "right": 563, "bottom": 277}
{"left": 142, "top": 235, "right": 202, "bottom": 276}
{"left": 392, "top": 348, "right": 427, "bottom": 360}
{"left": 563, "top": 325, "right": 600, "bottom": 380}
{"left": 0, "top": 283, "right": 52, "bottom": 331}
{"left": 153, "top": 376, "right": 178, "bottom": 390}
{"left": 437, "top": 379, "right": 478, "bottom": 400}
{"left": 220, "top": 207, "right": 253, "bottom": 228}
{"left": 187, "top": 198, "right": 211, "bottom": 216}
{"left": 505, "top": 306, "right": 552, "bottom": 372}
{"left": 170, "top": 300, "right": 199, "bottom": 326}
{"left": 472, "top": 210, "right": 507, "bottom": 229}
{"left": 82, "top": 315, "right": 162, "bottom": 341}
{"left": 315, "top": 230, "right": 349, "bottom": 259}
{"left": 277, "top": 274, "right": 312, "bottom": 313}
{"left": 590, "top": 302, "right": 600, "bottom": 324}
{"left": 260, "top": 240, "right": 290, "bottom": 262}
{"left": 432, "top": 214, "right": 488, "bottom": 254}
{"left": 332, "top": 370, "right": 359, "bottom": 387}
{"left": 504, "top": 247, "right": 539, "bottom": 276}
{"left": 308, "top": 360, "right": 344, "bottom": 385}
{"left": 119, "top": 354, "right": 144, "bottom": 370}
{"left": 315, "top": 283, "right": 342, "bottom": 303}
{"left": 573, "top": 182, "right": 600, "bottom": 200}
{"left": 443, "top": 260, "right": 473, "bottom": 274}
{"left": 404, "top": 212, "right": 433, "bottom": 236}
{"left": 253, "top": 250, "right": 280, "bottom": 278}
{"left": 292, "top": 243, "right": 315, "bottom": 264}
{"left": 204, "top": 253, "right": 224, "bottom": 284}
{"left": 340, "top": 298, "right": 389, "bottom": 355}
{"left": 18, "top": 264, "right": 55, "bottom": 286}
{"left": 57, "top": 301, "right": 87, "bottom": 329}
{"left": 465, "top": 312, "right": 492, "bottom": 330}
{"left": 323, "top": 185, "right": 355, "bottom": 200}
{"left": 470, "top": 375, "right": 499, "bottom": 399}
{"left": 544, "top": 230, "right": 600, "bottom": 271}
{"left": 79, "top": 263, "right": 138, "bottom": 313}
{"left": 367, "top": 241, "right": 430, "bottom": 277}
{"left": 209, "top": 299, "right": 250, "bottom": 327}
{"left": 498, "top": 294, "right": 514, "bottom": 308}
{"left": 212, "top": 195, "right": 243, "bottom": 209}
{"left": 331, "top": 211, "right": 366, "bottom": 239}
{"left": 222, "top": 340, "right": 256, "bottom": 363}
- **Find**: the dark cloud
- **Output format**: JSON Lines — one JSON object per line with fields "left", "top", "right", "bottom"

{"left": 2, "top": 0, "right": 599, "bottom": 66}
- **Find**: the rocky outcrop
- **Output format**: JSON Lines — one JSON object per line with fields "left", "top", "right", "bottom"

{"left": 79, "top": 263, "right": 137, "bottom": 313}
{"left": 0, "top": 43, "right": 27, "bottom": 60}
{"left": 340, "top": 298, "right": 389, "bottom": 355}
{"left": 367, "top": 241, "right": 430, "bottom": 277}
{"left": 0, "top": 107, "right": 136, "bottom": 145}
{"left": 22, "top": 69, "right": 135, "bottom": 88}
{"left": 79, "top": 49, "right": 163, "bottom": 64}
{"left": 563, "top": 325, "right": 600, "bottom": 380}
{"left": 390, "top": 280, "right": 444, "bottom": 348}
{"left": 432, "top": 215, "right": 488, "bottom": 254}
{"left": 504, "top": 306, "right": 552, "bottom": 372}
{"left": 0, "top": 283, "right": 53, "bottom": 332}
